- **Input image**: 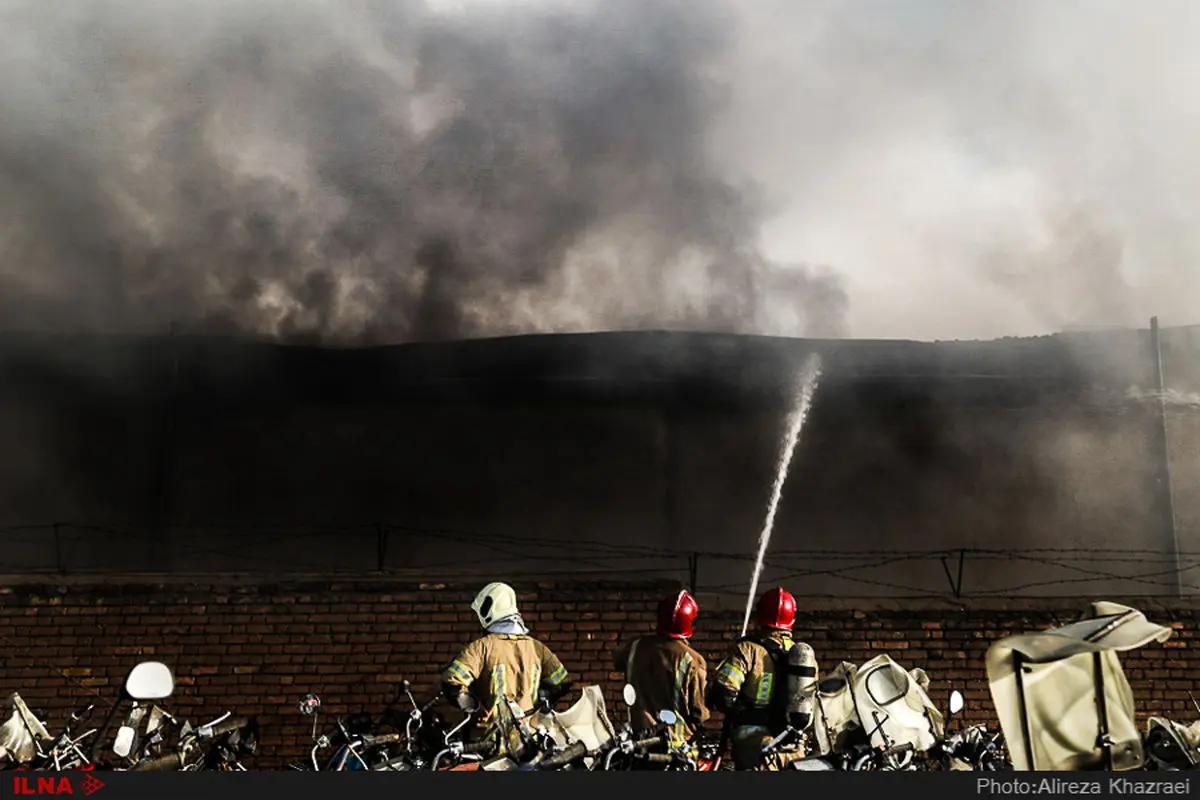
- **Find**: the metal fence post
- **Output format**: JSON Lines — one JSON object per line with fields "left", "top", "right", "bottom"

{"left": 1149, "top": 317, "right": 1182, "bottom": 596}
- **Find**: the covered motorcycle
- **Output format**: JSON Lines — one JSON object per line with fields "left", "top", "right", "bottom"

{"left": 474, "top": 685, "right": 617, "bottom": 771}
{"left": 529, "top": 684, "right": 616, "bottom": 766}
{"left": 1145, "top": 716, "right": 1200, "bottom": 770}
{"left": 986, "top": 600, "right": 1172, "bottom": 771}
{"left": 0, "top": 693, "right": 52, "bottom": 768}
{"left": 795, "top": 654, "right": 945, "bottom": 770}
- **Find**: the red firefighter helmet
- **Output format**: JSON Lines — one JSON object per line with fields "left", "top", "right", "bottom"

{"left": 656, "top": 590, "right": 699, "bottom": 639}
{"left": 755, "top": 587, "right": 796, "bottom": 631}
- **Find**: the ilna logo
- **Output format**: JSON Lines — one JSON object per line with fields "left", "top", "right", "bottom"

{"left": 11, "top": 774, "right": 105, "bottom": 796}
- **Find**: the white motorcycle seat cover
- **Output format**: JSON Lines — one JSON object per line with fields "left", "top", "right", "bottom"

{"left": 812, "top": 656, "right": 943, "bottom": 756}
{"left": 534, "top": 684, "right": 616, "bottom": 754}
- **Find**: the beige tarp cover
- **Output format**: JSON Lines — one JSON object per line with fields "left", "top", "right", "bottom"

{"left": 0, "top": 693, "right": 51, "bottom": 766}
{"left": 480, "top": 686, "right": 616, "bottom": 771}
{"left": 986, "top": 601, "right": 1172, "bottom": 772}
{"left": 531, "top": 684, "right": 616, "bottom": 769}
{"left": 812, "top": 655, "right": 944, "bottom": 756}
{"left": 1146, "top": 716, "right": 1200, "bottom": 767}
{"left": 812, "top": 661, "right": 860, "bottom": 755}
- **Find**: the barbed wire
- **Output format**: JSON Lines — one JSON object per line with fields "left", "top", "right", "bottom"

{"left": 10, "top": 521, "right": 1200, "bottom": 558}
{"left": 6, "top": 521, "right": 1200, "bottom": 598}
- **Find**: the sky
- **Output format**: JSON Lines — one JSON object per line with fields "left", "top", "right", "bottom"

{"left": 0, "top": 0, "right": 1196, "bottom": 343}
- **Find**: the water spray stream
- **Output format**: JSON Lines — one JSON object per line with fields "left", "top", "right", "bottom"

{"left": 741, "top": 353, "right": 823, "bottom": 636}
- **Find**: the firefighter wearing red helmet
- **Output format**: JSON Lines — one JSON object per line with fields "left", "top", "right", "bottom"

{"left": 612, "top": 590, "right": 710, "bottom": 748}
{"left": 708, "top": 586, "right": 819, "bottom": 770}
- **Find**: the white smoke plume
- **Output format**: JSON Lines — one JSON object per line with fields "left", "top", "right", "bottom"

{"left": 720, "top": 0, "right": 1198, "bottom": 340}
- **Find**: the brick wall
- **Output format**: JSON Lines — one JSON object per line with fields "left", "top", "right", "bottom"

{"left": 3, "top": 578, "right": 1199, "bottom": 769}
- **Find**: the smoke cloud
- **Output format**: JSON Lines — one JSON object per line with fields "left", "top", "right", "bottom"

{"left": 2, "top": 0, "right": 1196, "bottom": 345}
{"left": 720, "top": 0, "right": 1200, "bottom": 340}
{"left": 0, "top": 0, "right": 847, "bottom": 345}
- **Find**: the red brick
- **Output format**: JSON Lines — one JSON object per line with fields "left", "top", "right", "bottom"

{"left": 8, "top": 581, "right": 1200, "bottom": 769}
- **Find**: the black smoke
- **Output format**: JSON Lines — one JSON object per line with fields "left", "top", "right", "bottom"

{"left": 0, "top": 0, "right": 848, "bottom": 344}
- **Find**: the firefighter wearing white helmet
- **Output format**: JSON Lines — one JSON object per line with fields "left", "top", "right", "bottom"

{"left": 440, "top": 582, "right": 573, "bottom": 750}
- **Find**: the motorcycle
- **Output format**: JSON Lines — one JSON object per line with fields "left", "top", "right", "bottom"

{"left": 374, "top": 680, "right": 456, "bottom": 770}
{"left": 290, "top": 691, "right": 411, "bottom": 771}
{"left": 693, "top": 735, "right": 726, "bottom": 771}
{"left": 928, "top": 690, "right": 1012, "bottom": 771}
{"left": 987, "top": 600, "right": 1173, "bottom": 771}
{"left": 0, "top": 693, "right": 54, "bottom": 769}
{"left": 429, "top": 693, "right": 493, "bottom": 770}
{"left": 1145, "top": 713, "right": 1200, "bottom": 771}
{"left": 790, "top": 655, "right": 948, "bottom": 771}
{"left": 436, "top": 685, "right": 618, "bottom": 772}
{"left": 523, "top": 685, "right": 619, "bottom": 771}
{"left": 31, "top": 702, "right": 100, "bottom": 770}
{"left": 128, "top": 711, "right": 259, "bottom": 771}
{"left": 596, "top": 684, "right": 698, "bottom": 771}
{"left": 88, "top": 661, "right": 257, "bottom": 771}
{"left": 86, "top": 661, "right": 175, "bottom": 769}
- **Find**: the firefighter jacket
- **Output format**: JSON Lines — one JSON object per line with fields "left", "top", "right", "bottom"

{"left": 709, "top": 630, "right": 814, "bottom": 752}
{"left": 441, "top": 633, "right": 572, "bottom": 726}
{"left": 612, "top": 634, "right": 709, "bottom": 745}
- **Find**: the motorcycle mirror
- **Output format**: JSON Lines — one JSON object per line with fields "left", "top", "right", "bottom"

{"left": 658, "top": 710, "right": 678, "bottom": 726}
{"left": 458, "top": 693, "right": 478, "bottom": 713}
{"left": 622, "top": 684, "right": 637, "bottom": 707}
{"left": 112, "top": 725, "right": 135, "bottom": 758}
{"left": 949, "top": 690, "right": 964, "bottom": 716}
{"left": 123, "top": 662, "right": 174, "bottom": 701}
{"left": 299, "top": 693, "right": 321, "bottom": 716}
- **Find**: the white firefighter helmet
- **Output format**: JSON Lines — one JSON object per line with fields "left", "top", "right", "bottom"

{"left": 472, "top": 582, "right": 520, "bottom": 629}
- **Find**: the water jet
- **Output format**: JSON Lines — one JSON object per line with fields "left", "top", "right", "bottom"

{"left": 741, "top": 352, "right": 823, "bottom": 635}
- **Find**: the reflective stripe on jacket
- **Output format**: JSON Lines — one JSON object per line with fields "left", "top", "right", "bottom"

{"left": 711, "top": 631, "right": 795, "bottom": 741}
{"left": 442, "top": 633, "right": 570, "bottom": 722}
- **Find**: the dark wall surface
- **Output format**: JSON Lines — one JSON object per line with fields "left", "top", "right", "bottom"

{"left": 1, "top": 327, "right": 1198, "bottom": 596}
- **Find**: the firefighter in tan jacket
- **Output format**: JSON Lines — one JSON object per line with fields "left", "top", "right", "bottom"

{"left": 612, "top": 590, "right": 709, "bottom": 750}
{"left": 440, "top": 582, "right": 572, "bottom": 753}
{"left": 708, "top": 587, "right": 818, "bottom": 771}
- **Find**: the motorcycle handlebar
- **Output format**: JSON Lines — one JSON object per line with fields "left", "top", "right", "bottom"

{"left": 538, "top": 740, "right": 588, "bottom": 770}
{"left": 361, "top": 733, "right": 401, "bottom": 748}
{"left": 634, "top": 736, "right": 663, "bottom": 751}
{"left": 70, "top": 704, "right": 96, "bottom": 722}
{"left": 642, "top": 753, "right": 673, "bottom": 764}
{"left": 460, "top": 740, "right": 494, "bottom": 755}
{"left": 881, "top": 742, "right": 914, "bottom": 758}
{"left": 130, "top": 753, "right": 184, "bottom": 772}
{"left": 204, "top": 717, "right": 255, "bottom": 738}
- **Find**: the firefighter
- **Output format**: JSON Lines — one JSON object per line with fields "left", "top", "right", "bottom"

{"left": 440, "top": 582, "right": 573, "bottom": 752}
{"left": 612, "top": 589, "right": 709, "bottom": 751}
{"left": 708, "top": 586, "right": 818, "bottom": 771}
